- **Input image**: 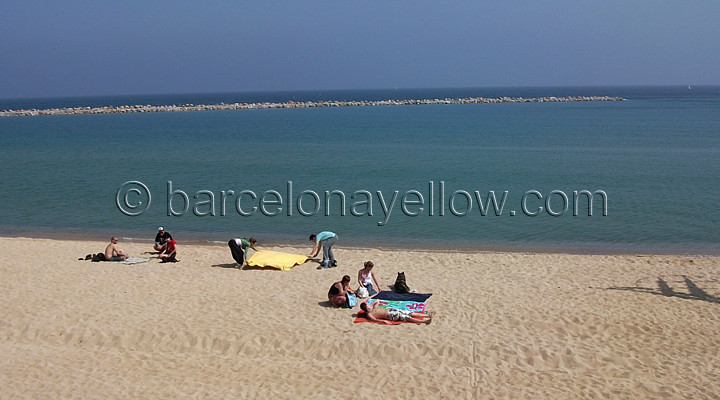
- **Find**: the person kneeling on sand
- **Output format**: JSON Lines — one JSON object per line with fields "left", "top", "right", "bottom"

{"left": 104, "top": 236, "right": 128, "bottom": 261}
{"left": 158, "top": 238, "right": 178, "bottom": 262}
{"left": 328, "top": 275, "right": 353, "bottom": 307}
{"left": 360, "top": 301, "right": 434, "bottom": 325}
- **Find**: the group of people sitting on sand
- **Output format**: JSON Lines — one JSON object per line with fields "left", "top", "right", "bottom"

{"left": 154, "top": 227, "right": 179, "bottom": 262}
{"left": 89, "top": 227, "right": 178, "bottom": 262}
{"left": 326, "top": 262, "right": 433, "bottom": 324}
{"left": 327, "top": 261, "right": 380, "bottom": 304}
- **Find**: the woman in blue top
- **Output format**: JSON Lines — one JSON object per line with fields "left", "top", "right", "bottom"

{"left": 308, "top": 231, "right": 338, "bottom": 269}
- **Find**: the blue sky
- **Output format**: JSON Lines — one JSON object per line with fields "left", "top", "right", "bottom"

{"left": 1, "top": 1, "right": 718, "bottom": 98}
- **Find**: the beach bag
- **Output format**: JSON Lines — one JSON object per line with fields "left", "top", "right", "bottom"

{"left": 356, "top": 286, "right": 369, "bottom": 298}
{"left": 345, "top": 292, "right": 358, "bottom": 308}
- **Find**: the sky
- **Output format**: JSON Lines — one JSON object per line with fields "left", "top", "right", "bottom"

{"left": 1, "top": 1, "right": 718, "bottom": 99}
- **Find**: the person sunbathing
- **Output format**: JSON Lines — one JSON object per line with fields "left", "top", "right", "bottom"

{"left": 360, "top": 301, "right": 434, "bottom": 324}
{"left": 104, "top": 236, "right": 128, "bottom": 261}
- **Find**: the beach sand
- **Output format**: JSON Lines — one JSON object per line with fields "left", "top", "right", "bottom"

{"left": 1, "top": 236, "right": 719, "bottom": 399}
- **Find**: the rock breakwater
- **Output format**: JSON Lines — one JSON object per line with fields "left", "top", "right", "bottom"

{"left": 0, "top": 95, "right": 624, "bottom": 117}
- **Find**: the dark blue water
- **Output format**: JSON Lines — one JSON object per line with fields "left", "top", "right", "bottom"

{"left": 1, "top": 86, "right": 719, "bottom": 254}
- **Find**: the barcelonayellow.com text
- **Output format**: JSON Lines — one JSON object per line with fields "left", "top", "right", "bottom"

{"left": 115, "top": 180, "right": 608, "bottom": 225}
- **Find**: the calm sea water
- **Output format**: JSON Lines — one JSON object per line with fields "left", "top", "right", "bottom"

{"left": 1, "top": 86, "right": 719, "bottom": 254}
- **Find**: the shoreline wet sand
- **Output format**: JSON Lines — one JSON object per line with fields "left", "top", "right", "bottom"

{"left": 1, "top": 230, "right": 717, "bottom": 258}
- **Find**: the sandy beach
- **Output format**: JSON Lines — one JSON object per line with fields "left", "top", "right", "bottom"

{"left": 1, "top": 236, "right": 719, "bottom": 399}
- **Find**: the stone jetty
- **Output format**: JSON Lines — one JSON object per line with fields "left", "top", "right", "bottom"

{"left": 0, "top": 95, "right": 624, "bottom": 117}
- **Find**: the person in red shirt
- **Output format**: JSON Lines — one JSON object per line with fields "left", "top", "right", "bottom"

{"left": 158, "top": 239, "right": 178, "bottom": 262}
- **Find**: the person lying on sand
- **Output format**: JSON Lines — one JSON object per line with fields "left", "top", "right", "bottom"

{"left": 104, "top": 236, "right": 128, "bottom": 261}
{"left": 360, "top": 301, "right": 434, "bottom": 325}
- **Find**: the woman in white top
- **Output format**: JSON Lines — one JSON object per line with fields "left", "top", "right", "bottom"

{"left": 357, "top": 261, "right": 381, "bottom": 297}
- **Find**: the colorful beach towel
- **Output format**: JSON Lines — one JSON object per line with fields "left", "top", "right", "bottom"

{"left": 353, "top": 296, "right": 431, "bottom": 325}
{"left": 246, "top": 250, "right": 308, "bottom": 271}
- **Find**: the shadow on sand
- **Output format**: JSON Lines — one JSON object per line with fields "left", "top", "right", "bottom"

{"left": 607, "top": 275, "right": 720, "bottom": 304}
{"left": 210, "top": 263, "right": 283, "bottom": 271}
{"left": 210, "top": 263, "right": 239, "bottom": 269}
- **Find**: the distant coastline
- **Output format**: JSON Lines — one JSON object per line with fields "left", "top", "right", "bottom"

{"left": 0, "top": 95, "right": 624, "bottom": 117}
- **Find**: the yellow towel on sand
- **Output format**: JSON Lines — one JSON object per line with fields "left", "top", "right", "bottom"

{"left": 246, "top": 250, "right": 308, "bottom": 271}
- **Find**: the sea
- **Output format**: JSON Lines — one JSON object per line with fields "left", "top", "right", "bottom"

{"left": 1, "top": 86, "right": 719, "bottom": 255}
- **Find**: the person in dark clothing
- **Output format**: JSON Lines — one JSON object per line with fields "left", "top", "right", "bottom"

{"left": 154, "top": 227, "right": 173, "bottom": 252}
{"left": 228, "top": 237, "right": 258, "bottom": 268}
{"left": 328, "top": 275, "right": 353, "bottom": 307}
